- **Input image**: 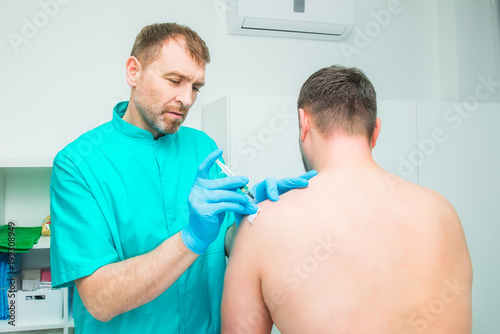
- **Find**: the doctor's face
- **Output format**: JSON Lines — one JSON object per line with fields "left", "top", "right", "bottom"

{"left": 132, "top": 38, "right": 205, "bottom": 137}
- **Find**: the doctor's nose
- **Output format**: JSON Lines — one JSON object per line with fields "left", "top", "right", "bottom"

{"left": 174, "top": 86, "right": 194, "bottom": 108}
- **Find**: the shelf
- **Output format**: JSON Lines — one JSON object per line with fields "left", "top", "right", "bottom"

{"left": 0, "top": 319, "right": 65, "bottom": 332}
{"left": 0, "top": 165, "right": 69, "bottom": 333}
{"left": 0, "top": 160, "right": 53, "bottom": 168}
{"left": 32, "top": 235, "right": 50, "bottom": 250}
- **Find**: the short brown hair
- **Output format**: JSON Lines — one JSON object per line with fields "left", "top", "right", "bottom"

{"left": 297, "top": 65, "right": 377, "bottom": 140}
{"left": 130, "top": 23, "right": 210, "bottom": 68}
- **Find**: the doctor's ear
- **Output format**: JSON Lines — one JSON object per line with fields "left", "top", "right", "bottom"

{"left": 125, "top": 56, "right": 142, "bottom": 88}
{"left": 299, "top": 108, "right": 310, "bottom": 142}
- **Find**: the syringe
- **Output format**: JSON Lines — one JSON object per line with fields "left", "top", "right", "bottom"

{"left": 215, "top": 159, "right": 255, "bottom": 200}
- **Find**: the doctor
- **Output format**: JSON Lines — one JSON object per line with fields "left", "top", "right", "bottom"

{"left": 49, "top": 22, "right": 314, "bottom": 333}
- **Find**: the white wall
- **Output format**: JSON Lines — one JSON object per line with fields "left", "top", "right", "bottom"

{"left": 454, "top": 0, "right": 500, "bottom": 103}
{"left": 3, "top": 0, "right": 498, "bottom": 162}
{"left": 436, "top": 0, "right": 500, "bottom": 103}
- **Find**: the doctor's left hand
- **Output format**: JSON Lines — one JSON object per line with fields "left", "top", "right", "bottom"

{"left": 250, "top": 170, "right": 318, "bottom": 204}
{"left": 234, "top": 170, "right": 318, "bottom": 226}
{"left": 182, "top": 149, "right": 258, "bottom": 254}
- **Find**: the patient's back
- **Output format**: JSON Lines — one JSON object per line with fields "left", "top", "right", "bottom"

{"left": 253, "top": 166, "right": 472, "bottom": 333}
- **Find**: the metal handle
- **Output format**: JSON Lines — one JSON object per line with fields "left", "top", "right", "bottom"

{"left": 294, "top": 0, "right": 305, "bottom": 13}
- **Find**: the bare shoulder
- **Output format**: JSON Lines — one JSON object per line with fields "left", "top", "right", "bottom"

{"left": 232, "top": 187, "right": 310, "bottom": 261}
{"left": 415, "top": 185, "right": 459, "bottom": 223}
{"left": 383, "top": 170, "right": 459, "bottom": 220}
{"left": 242, "top": 187, "right": 309, "bottom": 231}
{"left": 387, "top": 170, "right": 471, "bottom": 266}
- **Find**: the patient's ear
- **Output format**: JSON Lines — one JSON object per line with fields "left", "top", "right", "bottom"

{"left": 371, "top": 118, "right": 382, "bottom": 148}
{"left": 299, "top": 108, "right": 310, "bottom": 143}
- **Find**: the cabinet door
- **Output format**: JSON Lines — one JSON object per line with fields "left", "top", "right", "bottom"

{"left": 417, "top": 102, "right": 500, "bottom": 333}
{"left": 227, "top": 96, "right": 304, "bottom": 185}
{"left": 203, "top": 96, "right": 304, "bottom": 185}
{"left": 202, "top": 96, "right": 230, "bottom": 163}
{"left": 3, "top": 167, "right": 51, "bottom": 227}
{"left": 374, "top": 101, "right": 418, "bottom": 184}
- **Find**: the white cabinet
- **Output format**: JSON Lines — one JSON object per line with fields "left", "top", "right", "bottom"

{"left": 373, "top": 100, "right": 418, "bottom": 184}
{"left": 417, "top": 102, "right": 500, "bottom": 333}
{"left": 0, "top": 167, "right": 74, "bottom": 334}
{"left": 203, "top": 96, "right": 305, "bottom": 184}
{"left": 202, "top": 96, "right": 418, "bottom": 186}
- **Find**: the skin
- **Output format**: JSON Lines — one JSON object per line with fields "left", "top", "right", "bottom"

{"left": 75, "top": 38, "right": 207, "bottom": 322}
{"left": 222, "top": 109, "right": 473, "bottom": 333}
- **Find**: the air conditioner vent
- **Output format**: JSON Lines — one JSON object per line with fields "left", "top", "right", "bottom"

{"left": 227, "top": 0, "right": 355, "bottom": 41}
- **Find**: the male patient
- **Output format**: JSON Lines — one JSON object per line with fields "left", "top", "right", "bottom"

{"left": 221, "top": 66, "right": 472, "bottom": 334}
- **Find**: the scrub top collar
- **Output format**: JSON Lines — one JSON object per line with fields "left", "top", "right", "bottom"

{"left": 112, "top": 101, "right": 171, "bottom": 142}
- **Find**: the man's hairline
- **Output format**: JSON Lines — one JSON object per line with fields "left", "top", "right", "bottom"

{"left": 136, "top": 36, "right": 207, "bottom": 70}
{"left": 299, "top": 105, "right": 375, "bottom": 142}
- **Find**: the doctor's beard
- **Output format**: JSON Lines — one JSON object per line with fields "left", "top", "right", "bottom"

{"left": 139, "top": 103, "right": 189, "bottom": 135}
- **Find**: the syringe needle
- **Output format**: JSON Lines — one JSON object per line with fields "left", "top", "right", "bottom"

{"left": 215, "top": 160, "right": 255, "bottom": 200}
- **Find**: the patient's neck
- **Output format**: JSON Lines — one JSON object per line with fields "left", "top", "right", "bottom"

{"left": 313, "top": 135, "right": 377, "bottom": 173}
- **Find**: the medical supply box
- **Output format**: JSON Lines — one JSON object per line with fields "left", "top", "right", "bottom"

{"left": 16, "top": 289, "right": 63, "bottom": 326}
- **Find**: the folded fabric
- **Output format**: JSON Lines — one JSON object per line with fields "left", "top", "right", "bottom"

{"left": 0, "top": 225, "right": 42, "bottom": 253}
{"left": 0, "top": 252, "right": 10, "bottom": 320}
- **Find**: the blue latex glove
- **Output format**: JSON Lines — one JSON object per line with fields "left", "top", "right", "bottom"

{"left": 250, "top": 170, "right": 318, "bottom": 203}
{"left": 234, "top": 170, "right": 318, "bottom": 225}
{"left": 182, "top": 149, "right": 258, "bottom": 254}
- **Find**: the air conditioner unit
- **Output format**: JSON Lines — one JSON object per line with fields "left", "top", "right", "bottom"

{"left": 227, "top": 0, "right": 355, "bottom": 41}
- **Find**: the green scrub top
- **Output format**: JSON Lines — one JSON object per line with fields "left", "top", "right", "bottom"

{"left": 50, "top": 101, "right": 232, "bottom": 334}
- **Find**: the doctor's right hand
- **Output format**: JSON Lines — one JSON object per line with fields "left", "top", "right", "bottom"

{"left": 181, "top": 149, "right": 258, "bottom": 254}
